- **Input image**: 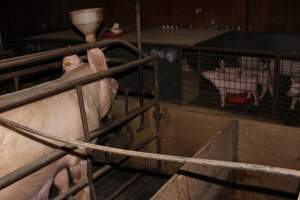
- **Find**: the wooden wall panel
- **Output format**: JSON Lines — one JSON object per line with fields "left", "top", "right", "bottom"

{"left": 1, "top": 0, "right": 299, "bottom": 39}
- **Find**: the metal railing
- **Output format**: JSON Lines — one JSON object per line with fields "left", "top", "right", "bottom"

{"left": 0, "top": 39, "right": 161, "bottom": 200}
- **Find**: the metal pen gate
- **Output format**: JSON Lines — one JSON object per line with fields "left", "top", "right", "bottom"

{"left": 0, "top": 39, "right": 161, "bottom": 199}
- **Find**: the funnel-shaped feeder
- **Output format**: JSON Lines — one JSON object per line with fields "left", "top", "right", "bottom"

{"left": 70, "top": 8, "right": 103, "bottom": 43}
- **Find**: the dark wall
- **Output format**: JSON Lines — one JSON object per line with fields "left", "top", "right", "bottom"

{"left": 0, "top": 0, "right": 299, "bottom": 39}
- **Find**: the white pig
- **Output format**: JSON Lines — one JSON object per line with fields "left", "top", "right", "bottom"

{"left": 241, "top": 68, "right": 273, "bottom": 99}
{"left": 201, "top": 68, "right": 258, "bottom": 107}
{"left": 0, "top": 48, "right": 118, "bottom": 200}
{"left": 287, "top": 77, "right": 300, "bottom": 110}
{"left": 221, "top": 59, "right": 273, "bottom": 99}
{"left": 269, "top": 59, "right": 300, "bottom": 77}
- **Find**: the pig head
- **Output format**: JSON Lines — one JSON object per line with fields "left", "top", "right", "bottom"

{"left": 0, "top": 48, "right": 118, "bottom": 200}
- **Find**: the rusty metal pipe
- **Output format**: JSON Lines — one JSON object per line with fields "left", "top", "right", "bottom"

{"left": 0, "top": 39, "right": 148, "bottom": 70}
{"left": 0, "top": 100, "right": 156, "bottom": 190}
{"left": 0, "top": 61, "right": 62, "bottom": 82}
{"left": 0, "top": 56, "right": 156, "bottom": 112}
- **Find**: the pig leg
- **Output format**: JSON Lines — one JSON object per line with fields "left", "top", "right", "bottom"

{"left": 269, "top": 83, "right": 273, "bottom": 97}
{"left": 259, "top": 84, "right": 268, "bottom": 99}
{"left": 290, "top": 97, "right": 297, "bottom": 110}
{"left": 70, "top": 161, "right": 90, "bottom": 200}
{"left": 54, "top": 168, "right": 69, "bottom": 195}
{"left": 253, "top": 89, "right": 258, "bottom": 106}
{"left": 220, "top": 90, "right": 226, "bottom": 107}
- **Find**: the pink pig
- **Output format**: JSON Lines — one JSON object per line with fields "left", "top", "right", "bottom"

{"left": 201, "top": 67, "right": 258, "bottom": 107}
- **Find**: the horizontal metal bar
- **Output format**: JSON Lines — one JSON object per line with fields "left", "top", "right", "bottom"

{"left": 187, "top": 46, "right": 300, "bottom": 59}
{"left": 0, "top": 57, "right": 128, "bottom": 83}
{"left": 0, "top": 100, "right": 156, "bottom": 190}
{"left": 0, "top": 55, "right": 156, "bottom": 112}
{"left": 0, "top": 39, "right": 148, "bottom": 70}
{"left": 53, "top": 135, "right": 157, "bottom": 200}
{"left": 15, "top": 122, "right": 300, "bottom": 181}
{"left": 0, "top": 61, "right": 61, "bottom": 81}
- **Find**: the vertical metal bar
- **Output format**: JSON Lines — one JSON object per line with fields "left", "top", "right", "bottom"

{"left": 136, "top": 0, "right": 142, "bottom": 51}
{"left": 136, "top": 0, "right": 145, "bottom": 132}
{"left": 0, "top": 31, "right": 3, "bottom": 52}
{"left": 272, "top": 57, "right": 281, "bottom": 115}
{"left": 179, "top": 48, "right": 185, "bottom": 105}
{"left": 14, "top": 77, "right": 20, "bottom": 91}
{"left": 75, "top": 85, "right": 97, "bottom": 200}
{"left": 154, "top": 58, "right": 162, "bottom": 170}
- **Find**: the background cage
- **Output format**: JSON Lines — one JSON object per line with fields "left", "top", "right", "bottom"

{"left": 181, "top": 47, "right": 300, "bottom": 126}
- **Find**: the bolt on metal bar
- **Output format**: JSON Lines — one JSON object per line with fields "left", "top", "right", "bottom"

{"left": 0, "top": 100, "right": 156, "bottom": 190}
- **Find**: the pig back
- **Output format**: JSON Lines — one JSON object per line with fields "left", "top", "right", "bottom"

{"left": 0, "top": 65, "right": 100, "bottom": 176}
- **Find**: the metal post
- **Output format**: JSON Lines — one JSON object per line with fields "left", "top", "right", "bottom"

{"left": 135, "top": 0, "right": 146, "bottom": 132}
{"left": 76, "top": 85, "right": 97, "bottom": 200}
{"left": 272, "top": 57, "right": 281, "bottom": 115}
{"left": 0, "top": 31, "right": 3, "bottom": 52}
{"left": 14, "top": 77, "right": 20, "bottom": 91}
{"left": 154, "top": 58, "right": 162, "bottom": 170}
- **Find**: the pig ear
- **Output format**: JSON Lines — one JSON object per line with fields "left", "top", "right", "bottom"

{"left": 63, "top": 55, "right": 82, "bottom": 72}
{"left": 110, "top": 78, "right": 119, "bottom": 98}
{"left": 87, "top": 48, "right": 108, "bottom": 73}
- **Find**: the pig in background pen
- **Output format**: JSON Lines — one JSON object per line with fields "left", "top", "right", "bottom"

{"left": 182, "top": 52, "right": 300, "bottom": 119}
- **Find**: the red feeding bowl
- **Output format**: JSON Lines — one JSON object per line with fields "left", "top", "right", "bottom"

{"left": 226, "top": 93, "right": 252, "bottom": 105}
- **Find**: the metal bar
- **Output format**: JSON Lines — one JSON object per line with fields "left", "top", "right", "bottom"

{"left": 154, "top": 58, "right": 162, "bottom": 170}
{"left": 0, "top": 58, "right": 127, "bottom": 82}
{"left": 0, "top": 61, "right": 61, "bottom": 82}
{"left": 135, "top": 0, "right": 142, "bottom": 51}
{"left": 0, "top": 39, "right": 148, "bottom": 70}
{"left": 76, "top": 85, "right": 90, "bottom": 140}
{"left": 135, "top": 0, "right": 145, "bottom": 132}
{"left": 188, "top": 46, "right": 300, "bottom": 59}
{"left": 272, "top": 57, "right": 281, "bottom": 114}
{"left": 5, "top": 118, "right": 300, "bottom": 182}
{"left": 0, "top": 56, "right": 156, "bottom": 113}
{"left": 13, "top": 77, "right": 20, "bottom": 91}
{"left": 75, "top": 85, "right": 97, "bottom": 200}
{"left": 53, "top": 135, "right": 157, "bottom": 200}
{"left": 106, "top": 173, "right": 142, "bottom": 200}
{"left": 0, "top": 31, "right": 3, "bottom": 52}
{"left": 0, "top": 100, "right": 156, "bottom": 190}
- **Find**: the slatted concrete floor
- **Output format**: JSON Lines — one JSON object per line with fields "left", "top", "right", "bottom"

{"left": 94, "top": 168, "right": 170, "bottom": 200}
